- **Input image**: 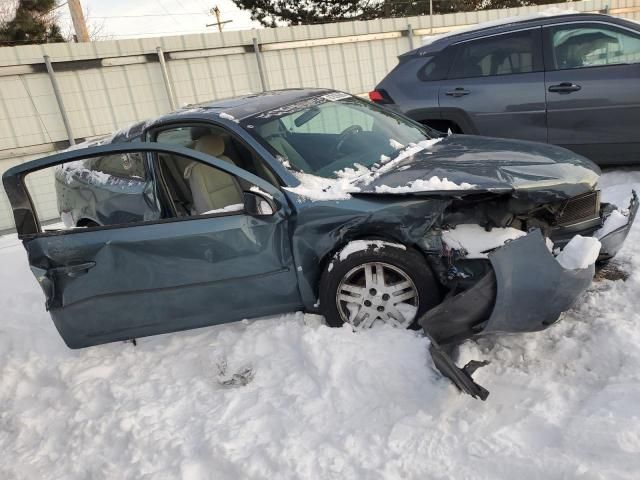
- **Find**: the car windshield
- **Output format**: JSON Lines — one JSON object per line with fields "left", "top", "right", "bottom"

{"left": 242, "top": 94, "right": 434, "bottom": 178}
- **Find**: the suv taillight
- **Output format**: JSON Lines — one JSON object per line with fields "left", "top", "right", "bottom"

{"left": 368, "top": 89, "right": 393, "bottom": 104}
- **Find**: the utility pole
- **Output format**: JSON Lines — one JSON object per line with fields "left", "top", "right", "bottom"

{"left": 206, "top": 5, "right": 232, "bottom": 32}
{"left": 68, "top": 0, "right": 90, "bottom": 42}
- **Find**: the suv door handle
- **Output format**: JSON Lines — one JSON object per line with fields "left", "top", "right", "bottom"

{"left": 445, "top": 88, "right": 471, "bottom": 97}
{"left": 548, "top": 82, "right": 581, "bottom": 93}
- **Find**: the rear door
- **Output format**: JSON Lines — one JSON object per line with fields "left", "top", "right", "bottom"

{"left": 438, "top": 28, "right": 547, "bottom": 142}
{"left": 2, "top": 144, "right": 301, "bottom": 348}
{"left": 543, "top": 21, "right": 640, "bottom": 164}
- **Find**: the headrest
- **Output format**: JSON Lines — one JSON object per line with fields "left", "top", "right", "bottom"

{"left": 194, "top": 134, "right": 225, "bottom": 157}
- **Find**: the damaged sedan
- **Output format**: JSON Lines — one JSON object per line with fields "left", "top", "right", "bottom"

{"left": 3, "top": 88, "right": 637, "bottom": 399}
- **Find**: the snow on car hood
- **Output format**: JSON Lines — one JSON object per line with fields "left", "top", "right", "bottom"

{"left": 355, "top": 135, "right": 601, "bottom": 202}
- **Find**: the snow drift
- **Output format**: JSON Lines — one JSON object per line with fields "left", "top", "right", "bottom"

{"left": 1, "top": 171, "right": 640, "bottom": 479}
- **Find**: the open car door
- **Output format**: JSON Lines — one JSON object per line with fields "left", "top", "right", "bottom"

{"left": 2, "top": 144, "right": 301, "bottom": 348}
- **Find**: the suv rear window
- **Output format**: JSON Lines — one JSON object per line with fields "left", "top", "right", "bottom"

{"left": 449, "top": 30, "right": 537, "bottom": 79}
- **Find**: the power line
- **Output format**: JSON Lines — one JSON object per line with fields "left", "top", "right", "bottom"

{"left": 157, "top": 0, "right": 193, "bottom": 33}
{"left": 77, "top": 13, "right": 210, "bottom": 19}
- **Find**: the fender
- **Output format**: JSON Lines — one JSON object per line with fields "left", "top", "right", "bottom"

{"left": 402, "top": 107, "right": 479, "bottom": 135}
{"left": 435, "top": 107, "right": 479, "bottom": 135}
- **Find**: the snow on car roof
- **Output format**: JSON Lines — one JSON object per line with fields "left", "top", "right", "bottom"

{"left": 421, "top": 6, "right": 580, "bottom": 46}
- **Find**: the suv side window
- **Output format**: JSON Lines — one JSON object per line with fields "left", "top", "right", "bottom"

{"left": 448, "top": 29, "right": 538, "bottom": 79}
{"left": 548, "top": 23, "right": 640, "bottom": 70}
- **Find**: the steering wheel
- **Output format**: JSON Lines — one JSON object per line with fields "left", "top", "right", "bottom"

{"left": 333, "top": 125, "right": 363, "bottom": 155}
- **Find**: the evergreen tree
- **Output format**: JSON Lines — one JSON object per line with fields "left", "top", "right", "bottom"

{"left": 232, "top": 0, "right": 566, "bottom": 26}
{"left": 0, "top": 0, "right": 64, "bottom": 47}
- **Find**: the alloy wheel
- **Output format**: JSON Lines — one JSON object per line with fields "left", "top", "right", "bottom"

{"left": 336, "top": 261, "right": 419, "bottom": 329}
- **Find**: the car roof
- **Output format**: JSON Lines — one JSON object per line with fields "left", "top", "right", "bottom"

{"left": 179, "top": 88, "right": 335, "bottom": 120}
{"left": 410, "top": 13, "right": 636, "bottom": 55}
{"left": 105, "top": 88, "right": 337, "bottom": 142}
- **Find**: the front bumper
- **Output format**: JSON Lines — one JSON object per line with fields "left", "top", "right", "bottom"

{"left": 422, "top": 192, "right": 638, "bottom": 399}
{"left": 549, "top": 190, "right": 638, "bottom": 260}
{"left": 422, "top": 190, "right": 638, "bottom": 344}
{"left": 421, "top": 229, "right": 595, "bottom": 343}
{"left": 422, "top": 229, "right": 595, "bottom": 400}
{"left": 422, "top": 191, "right": 637, "bottom": 400}
{"left": 597, "top": 191, "right": 638, "bottom": 260}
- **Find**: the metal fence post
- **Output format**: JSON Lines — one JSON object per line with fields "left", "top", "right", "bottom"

{"left": 43, "top": 55, "right": 75, "bottom": 146}
{"left": 430, "top": 0, "right": 434, "bottom": 34}
{"left": 156, "top": 47, "right": 176, "bottom": 110}
{"left": 253, "top": 37, "right": 268, "bottom": 92}
{"left": 407, "top": 23, "right": 414, "bottom": 50}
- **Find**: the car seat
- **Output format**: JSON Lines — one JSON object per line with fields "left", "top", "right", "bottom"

{"left": 256, "top": 121, "right": 313, "bottom": 172}
{"left": 183, "top": 134, "right": 244, "bottom": 214}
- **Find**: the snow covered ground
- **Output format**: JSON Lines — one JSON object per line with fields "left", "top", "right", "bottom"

{"left": 2, "top": 169, "right": 640, "bottom": 480}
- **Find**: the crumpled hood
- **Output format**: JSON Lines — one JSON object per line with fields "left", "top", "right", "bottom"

{"left": 356, "top": 135, "right": 601, "bottom": 202}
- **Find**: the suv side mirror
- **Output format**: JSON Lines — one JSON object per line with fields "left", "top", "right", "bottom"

{"left": 243, "top": 190, "right": 277, "bottom": 216}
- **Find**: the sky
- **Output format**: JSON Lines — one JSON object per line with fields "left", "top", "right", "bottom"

{"left": 56, "top": 0, "right": 261, "bottom": 40}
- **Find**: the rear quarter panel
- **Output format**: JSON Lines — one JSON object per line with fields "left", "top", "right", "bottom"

{"left": 54, "top": 162, "right": 159, "bottom": 227}
{"left": 377, "top": 56, "right": 442, "bottom": 122}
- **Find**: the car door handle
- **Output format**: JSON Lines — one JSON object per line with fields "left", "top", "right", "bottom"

{"left": 445, "top": 88, "right": 471, "bottom": 97}
{"left": 548, "top": 82, "right": 581, "bottom": 93}
{"left": 48, "top": 261, "right": 96, "bottom": 278}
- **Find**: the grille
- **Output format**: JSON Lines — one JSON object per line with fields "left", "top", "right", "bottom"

{"left": 554, "top": 191, "right": 601, "bottom": 227}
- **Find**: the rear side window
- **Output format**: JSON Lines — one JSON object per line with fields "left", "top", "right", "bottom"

{"left": 549, "top": 24, "right": 640, "bottom": 70}
{"left": 417, "top": 54, "right": 451, "bottom": 81}
{"left": 92, "top": 153, "right": 146, "bottom": 179}
{"left": 448, "top": 30, "right": 537, "bottom": 79}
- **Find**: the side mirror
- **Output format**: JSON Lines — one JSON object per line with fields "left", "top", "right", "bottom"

{"left": 243, "top": 190, "right": 277, "bottom": 217}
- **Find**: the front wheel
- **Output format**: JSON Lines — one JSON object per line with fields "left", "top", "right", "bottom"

{"left": 319, "top": 241, "right": 441, "bottom": 329}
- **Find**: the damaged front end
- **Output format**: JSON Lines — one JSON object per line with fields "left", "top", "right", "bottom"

{"left": 420, "top": 191, "right": 638, "bottom": 399}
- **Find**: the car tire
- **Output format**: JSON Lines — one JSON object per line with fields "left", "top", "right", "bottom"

{"left": 319, "top": 241, "right": 441, "bottom": 329}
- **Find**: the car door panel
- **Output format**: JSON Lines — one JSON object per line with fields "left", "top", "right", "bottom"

{"left": 543, "top": 22, "right": 640, "bottom": 164}
{"left": 438, "top": 28, "right": 547, "bottom": 143}
{"left": 3, "top": 144, "right": 301, "bottom": 348}
{"left": 545, "top": 65, "right": 640, "bottom": 146}
{"left": 439, "top": 72, "right": 547, "bottom": 141}
{"left": 29, "top": 216, "right": 299, "bottom": 348}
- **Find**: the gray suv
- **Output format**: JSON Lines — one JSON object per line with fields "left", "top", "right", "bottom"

{"left": 371, "top": 13, "right": 640, "bottom": 165}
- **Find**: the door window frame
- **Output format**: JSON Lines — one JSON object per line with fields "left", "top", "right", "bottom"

{"left": 542, "top": 20, "right": 640, "bottom": 71}
{"left": 145, "top": 120, "right": 283, "bottom": 188}
{"left": 445, "top": 26, "right": 544, "bottom": 80}
{"left": 3, "top": 144, "right": 286, "bottom": 239}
